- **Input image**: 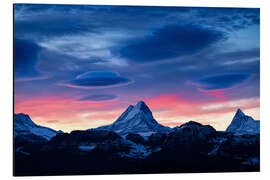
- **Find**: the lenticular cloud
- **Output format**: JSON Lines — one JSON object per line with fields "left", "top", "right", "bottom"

{"left": 63, "top": 71, "right": 132, "bottom": 89}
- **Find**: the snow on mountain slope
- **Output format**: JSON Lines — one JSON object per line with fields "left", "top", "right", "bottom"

{"left": 95, "top": 101, "right": 171, "bottom": 136}
{"left": 14, "top": 113, "right": 60, "bottom": 140}
{"left": 226, "top": 109, "right": 260, "bottom": 134}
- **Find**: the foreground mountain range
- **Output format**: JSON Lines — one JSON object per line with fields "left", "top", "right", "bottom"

{"left": 14, "top": 101, "right": 260, "bottom": 176}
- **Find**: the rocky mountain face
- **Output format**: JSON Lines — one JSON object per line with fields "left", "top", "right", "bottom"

{"left": 226, "top": 109, "right": 260, "bottom": 134}
{"left": 43, "top": 130, "right": 131, "bottom": 153}
{"left": 94, "top": 101, "right": 171, "bottom": 136}
{"left": 14, "top": 113, "right": 60, "bottom": 141}
{"left": 14, "top": 104, "right": 260, "bottom": 175}
{"left": 15, "top": 120, "right": 259, "bottom": 176}
{"left": 164, "top": 121, "right": 216, "bottom": 152}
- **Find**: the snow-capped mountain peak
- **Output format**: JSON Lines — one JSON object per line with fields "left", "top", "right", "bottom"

{"left": 14, "top": 113, "right": 61, "bottom": 140}
{"left": 235, "top": 108, "right": 245, "bottom": 117}
{"left": 135, "top": 101, "right": 150, "bottom": 111}
{"left": 95, "top": 101, "right": 171, "bottom": 136}
{"left": 226, "top": 109, "right": 259, "bottom": 134}
{"left": 14, "top": 113, "right": 38, "bottom": 129}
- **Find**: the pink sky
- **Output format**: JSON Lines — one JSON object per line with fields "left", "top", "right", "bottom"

{"left": 14, "top": 93, "right": 260, "bottom": 132}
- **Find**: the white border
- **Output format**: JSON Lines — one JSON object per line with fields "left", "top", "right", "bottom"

{"left": 1, "top": 0, "right": 270, "bottom": 179}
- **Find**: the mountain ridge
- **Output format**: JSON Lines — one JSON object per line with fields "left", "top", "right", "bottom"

{"left": 14, "top": 103, "right": 260, "bottom": 141}
{"left": 14, "top": 113, "right": 60, "bottom": 140}
{"left": 94, "top": 101, "right": 171, "bottom": 136}
{"left": 226, "top": 108, "right": 260, "bottom": 134}
{"left": 14, "top": 104, "right": 260, "bottom": 175}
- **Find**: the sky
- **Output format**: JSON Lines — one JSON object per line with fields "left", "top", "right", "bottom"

{"left": 14, "top": 4, "right": 260, "bottom": 132}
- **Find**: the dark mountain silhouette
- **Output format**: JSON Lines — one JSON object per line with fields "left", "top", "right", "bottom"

{"left": 14, "top": 103, "right": 260, "bottom": 176}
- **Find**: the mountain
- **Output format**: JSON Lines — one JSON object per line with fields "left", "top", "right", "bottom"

{"left": 164, "top": 121, "right": 216, "bottom": 151}
{"left": 226, "top": 109, "right": 260, "bottom": 134}
{"left": 14, "top": 113, "right": 60, "bottom": 141}
{"left": 94, "top": 101, "right": 171, "bottom": 137}
{"left": 15, "top": 111, "right": 260, "bottom": 175}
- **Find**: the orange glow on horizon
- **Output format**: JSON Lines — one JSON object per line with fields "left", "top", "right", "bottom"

{"left": 14, "top": 94, "right": 260, "bottom": 132}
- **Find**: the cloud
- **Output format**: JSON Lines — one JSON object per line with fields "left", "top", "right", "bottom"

{"left": 37, "top": 32, "right": 131, "bottom": 67}
{"left": 145, "top": 93, "right": 259, "bottom": 130}
{"left": 117, "top": 24, "right": 226, "bottom": 62}
{"left": 78, "top": 94, "right": 117, "bottom": 101}
{"left": 14, "top": 5, "right": 259, "bottom": 40}
{"left": 14, "top": 38, "right": 45, "bottom": 80}
{"left": 14, "top": 5, "right": 257, "bottom": 66}
{"left": 14, "top": 95, "right": 120, "bottom": 132}
{"left": 200, "top": 97, "right": 260, "bottom": 112}
{"left": 46, "top": 120, "right": 60, "bottom": 123}
{"left": 195, "top": 8, "right": 259, "bottom": 30}
{"left": 14, "top": 4, "right": 98, "bottom": 39}
{"left": 191, "top": 73, "right": 250, "bottom": 90}
{"left": 14, "top": 4, "right": 188, "bottom": 39}
{"left": 213, "top": 48, "right": 260, "bottom": 63}
{"left": 63, "top": 71, "right": 132, "bottom": 88}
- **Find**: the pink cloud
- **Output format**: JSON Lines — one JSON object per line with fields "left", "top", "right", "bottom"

{"left": 144, "top": 93, "right": 259, "bottom": 120}
{"left": 14, "top": 96, "right": 120, "bottom": 126}
{"left": 14, "top": 91, "right": 260, "bottom": 132}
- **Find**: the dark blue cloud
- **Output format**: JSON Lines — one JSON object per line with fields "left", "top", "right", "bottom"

{"left": 14, "top": 5, "right": 258, "bottom": 42}
{"left": 14, "top": 4, "right": 177, "bottom": 39}
{"left": 116, "top": 24, "right": 226, "bottom": 62}
{"left": 15, "top": 15, "right": 96, "bottom": 38}
{"left": 13, "top": 4, "right": 260, "bottom": 107}
{"left": 194, "top": 73, "right": 250, "bottom": 90}
{"left": 14, "top": 38, "right": 42, "bottom": 80}
{"left": 194, "top": 8, "right": 259, "bottom": 31}
{"left": 64, "top": 71, "right": 132, "bottom": 88}
{"left": 78, "top": 94, "right": 117, "bottom": 101}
